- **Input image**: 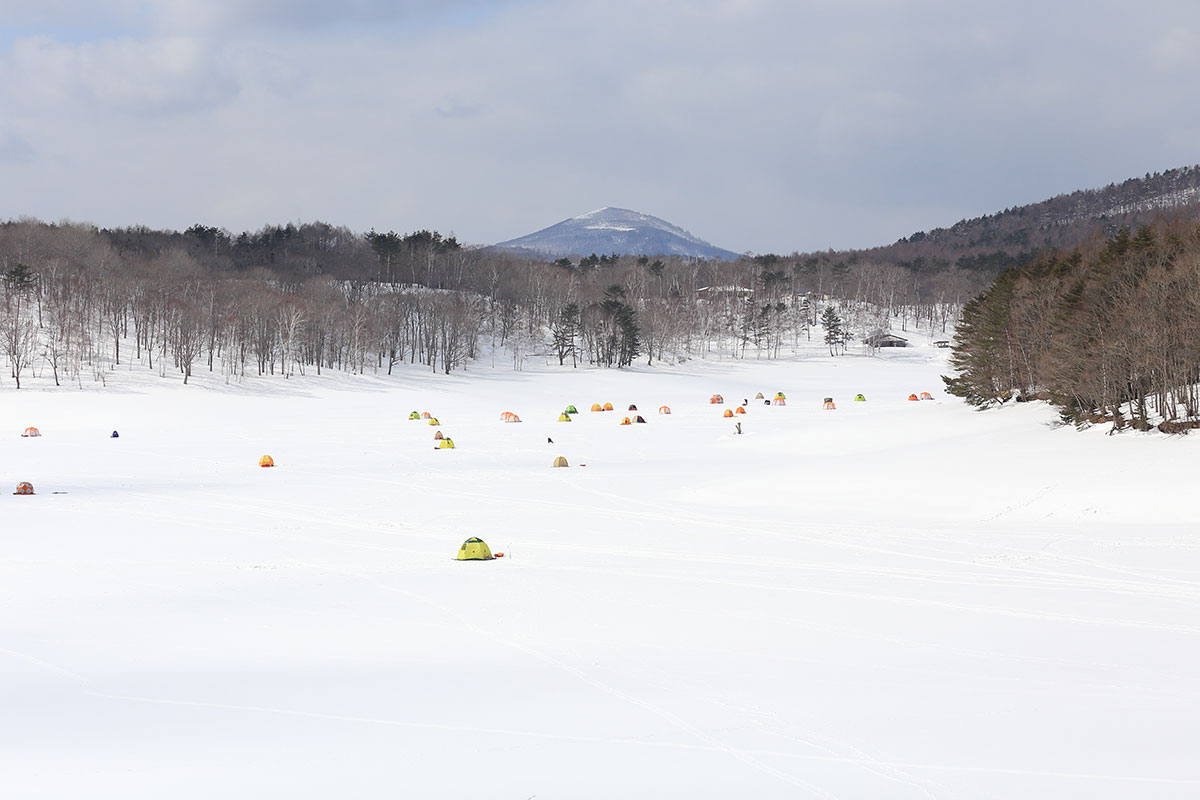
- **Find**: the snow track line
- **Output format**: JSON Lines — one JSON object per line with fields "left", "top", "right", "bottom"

{"left": 331, "top": 565, "right": 842, "bottom": 799}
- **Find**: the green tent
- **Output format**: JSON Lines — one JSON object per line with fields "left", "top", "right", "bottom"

{"left": 854, "top": 394, "right": 866, "bottom": 402}
{"left": 456, "top": 537, "right": 494, "bottom": 560}
{"left": 408, "top": 411, "right": 421, "bottom": 420}
{"left": 565, "top": 405, "right": 579, "bottom": 414}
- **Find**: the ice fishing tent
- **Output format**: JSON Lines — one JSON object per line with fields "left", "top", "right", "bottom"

{"left": 500, "top": 411, "right": 521, "bottom": 422}
{"left": 553, "top": 456, "right": 569, "bottom": 467}
{"left": 854, "top": 394, "right": 866, "bottom": 402}
{"left": 908, "top": 394, "right": 919, "bottom": 401}
{"left": 823, "top": 400, "right": 836, "bottom": 410}
{"left": 111, "top": 430, "right": 120, "bottom": 438}
{"left": 658, "top": 405, "right": 671, "bottom": 414}
{"left": 775, "top": 392, "right": 787, "bottom": 400}
{"left": 635, "top": 415, "right": 646, "bottom": 423}
{"left": 754, "top": 392, "right": 764, "bottom": 399}
{"left": 565, "top": 405, "right": 579, "bottom": 415}
{"left": 590, "top": 403, "right": 603, "bottom": 412}
{"left": 434, "top": 431, "right": 444, "bottom": 440}
{"left": 772, "top": 397, "right": 786, "bottom": 406}
{"left": 259, "top": 455, "right": 275, "bottom": 467}
{"left": 710, "top": 394, "right": 724, "bottom": 404}
{"left": 628, "top": 404, "right": 638, "bottom": 411}
{"left": 456, "top": 537, "right": 494, "bottom": 560}
{"left": 439, "top": 438, "right": 456, "bottom": 449}
{"left": 723, "top": 409, "right": 734, "bottom": 418}
{"left": 408, "top": 412, "right": 421, "bottom": 420}
{"left": 603, "top": 402, "right": 614, "bottom": 411}
{"left": 558, "top": 413, "right": 572, "bottom": 422}
{"left": 421, "top": 412, "right": 432, "bottom": 419}
{"left": 620, "top": 417, "right": 632, "bottom": 425}
{"left": 13, "top": 481, "right": 34, "bottom": 495}
{"left": 428, "top": 417, "right": 440, "bottom": 426}
{"left": 735, "top": 406, "right": 746, "bottom": 415}
{"left": 920, "top": 392, "right": 934, "bottom": 400}
{"left": 22, "top": 427, "right": 40, "bottom": 438}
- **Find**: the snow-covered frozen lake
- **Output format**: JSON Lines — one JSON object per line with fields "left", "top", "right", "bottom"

{"left": 3, "top": 344, "right": 1198, "bottom": 798}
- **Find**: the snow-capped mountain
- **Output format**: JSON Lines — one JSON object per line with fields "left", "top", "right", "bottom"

{"left": 493, "top": 207, "right": 740, "bottom": 260}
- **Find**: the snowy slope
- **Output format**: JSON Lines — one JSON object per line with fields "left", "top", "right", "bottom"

{"left": 2, "top": 342, "right": 1198, "bottom": 799}
{"left": 493, "top": 207, "right": 741, "bottom": 260}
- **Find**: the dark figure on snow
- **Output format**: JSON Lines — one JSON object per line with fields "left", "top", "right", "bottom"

{"left": 735, "top": 422, "right": 742, "bottom": 435}
{"left": 547, "top": 437, "right": 554, "bottom": 444}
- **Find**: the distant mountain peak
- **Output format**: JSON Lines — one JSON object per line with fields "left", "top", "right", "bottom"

{"left": 494, "top": 207, "right": 739, "bottom": 261}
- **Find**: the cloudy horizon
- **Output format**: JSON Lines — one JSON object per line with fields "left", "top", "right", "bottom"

{"left": 2, "top": 0, "right": 1199, "bottom": 255}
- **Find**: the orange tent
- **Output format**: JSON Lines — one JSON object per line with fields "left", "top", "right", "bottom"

{"left": 722, "top": 408, "right": 734, "bottom": 418}
{"left": 603, "top": 402, "right": 614, "bottom": 411}
{"left": 920, "top": 392, "right": 934, "bottom": 400}
{"left": 500, "top": 411, "right": 521, "bottom": 422}
{"left": 259, "top": 455, "right": 275, "bottom": 468}
{"left": 421, "top": 412, "right": 432, "bottom": 419}
{"left": 590, "top": 403, "right": 603, "bottom": 412}
{"left": 823, "top": 401, "right": 836, "bottom": 410}
{"left": 735, "top": 406, "right": 746, "bottom": 415}
{"left": 658, "top": 405, "right": 671, "bottom": 414}
{"left": 908, "top": 394, "right": 919, "bottom": 401}
{"left": 710, "top": 394, "right": 724, "bottom": 404}
{"left": 772, "top": 397, "right": 786, "bottom": 406}
{"left": 620, "top": 417, "right": 632, "bottom": 425}
{"left": 22, "top": 426, "right": 40, "bottom": 438}
{"left": 13, "top": 481, "right": 34, "bottom": 495}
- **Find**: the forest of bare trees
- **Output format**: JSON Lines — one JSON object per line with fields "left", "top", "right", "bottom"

{"left": 0, "top": 218, "right": 975, "bottom": 389}
{"left": 944, "top": 218, "right": 1200, "bottom": 431}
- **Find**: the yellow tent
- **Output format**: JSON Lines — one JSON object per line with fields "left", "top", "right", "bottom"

{"left": 259, "top": 455, "right": 275, "bottom": 468}
{"left": 428, "top": 417, "right": 440, "bottom": 425}
{"left": 590, "top": 403, "right": 603, "bottom": 412}
{"left": 408, "top": 411, "right": 421, "bottom": 420}
{"left": 620, "top": 417, "right": 632, "bottom": 425}
{"left": 558, "top": 413, "right": 572, "bottom": 422}
{"left": 439, "top": 438, "right": 456, "bottom": 449}
{"left": 456, "top": 537, "right": 494, "bottom": 560}
{"left": 553, "top": 456, "right": 569, "bottom": 467}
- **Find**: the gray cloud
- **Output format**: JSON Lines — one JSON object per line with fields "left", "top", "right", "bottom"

{"left": 2, "top": 0, "right": 1200, "bottom": 254}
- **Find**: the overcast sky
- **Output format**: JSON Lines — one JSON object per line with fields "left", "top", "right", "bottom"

{"left": 2, "top": 0, "right": 1199, "bottom": 254}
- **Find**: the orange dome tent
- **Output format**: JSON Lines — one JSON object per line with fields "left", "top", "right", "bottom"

{"left": 908, "top": 394, "right": 919, "bottom": 401}
{"left": 259, "top": 455, "right": 275, "bottom": 468}
{"left": 722, "top": 408, "right": 734, "bottom": 418}
{"left": 772, "top": 397, "right": 786, "bottom": 406}
{"left": 710, "top": 394, "right": 724, "bottom": 404}
{"left": 920, "top": 392, "right": 934, "bottom": 400}
{"left": 603, "top": 402, "right": 614, "bottom": 411}
{"left": 500, "top": 411, "right": 521, "bottom": 422}
{"left": 13, "top": 481, "right": 34, "bottom": 495}
{"left": 590, "top": 403, "right": 603, "bottom": 412}
{"left": 823, "top": 401, "right": 836, "bottom": 410}
{"left": 22, "top": 427, "right": 40, "bottom": 438}
{"left": 620, "top": 417, "right": 632, "bottom": 425}
{"left": 421, "top": 412, "right": 432, "bottom": 419}
{"left": 735, "top": 406, "right": 746, "bottom": 415}
{"left": 658, "top": 405, "right": 671, "bottom": 414}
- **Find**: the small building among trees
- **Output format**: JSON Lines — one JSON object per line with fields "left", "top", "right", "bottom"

{"left": 865, "top": 332, "right": 909, "bottom": 348}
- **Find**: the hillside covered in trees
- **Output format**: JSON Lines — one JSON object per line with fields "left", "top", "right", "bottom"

{"left": 0, "top": 219, "right": 965, "bottom": 389}
{"left": 944, "top": 217, "right": 1200, "bottom": 432}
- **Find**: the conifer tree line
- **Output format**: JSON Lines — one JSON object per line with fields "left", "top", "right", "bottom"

{"left": 945, "top": 217, "right": 1200, "bottom": 431}
{"left": 0, "top": 218, "right": 974, "bottom": 388}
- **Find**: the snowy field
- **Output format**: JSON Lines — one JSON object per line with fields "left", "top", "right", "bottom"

{"left": 3, "top": 343, "right": 1199, "bottom": 799}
